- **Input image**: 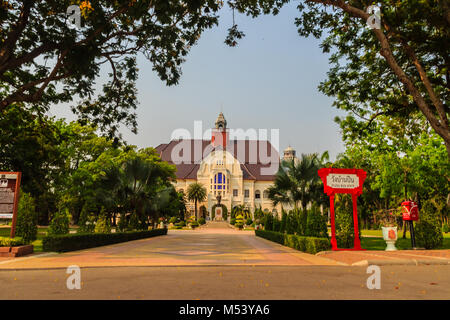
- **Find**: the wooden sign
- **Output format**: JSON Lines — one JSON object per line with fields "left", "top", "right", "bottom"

{"left": 0, "top": 172, "right": 22, "bottom": 238}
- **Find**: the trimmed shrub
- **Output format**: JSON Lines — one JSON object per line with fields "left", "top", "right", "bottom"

{"left": 48, "top": 208, "right": 70, "bottom": 236}
{"left": 280, "top": 210, "right": 287, "bottom": 233}
{"left": 286, "top": 210, "right": 298, "bottom": 235}
{"left": 169, "top": 216, "right": 178, "bottom": 224}
{"left": 190, "top": 221, "right": 199, "bottom": 228}
{"left": 443, "top": 223, "right": 449, "bottom": 233}
{"left": 255, "top": 230, "right": 330, "bottom": 254}
{"left": 235, "top": 214, "right": 244, "bottom": 229}
{"left": 95, "top": 209, "right": 112, "bottom": 234}
{"left": 77, "top": 204, "right": 96, "bottom": 234}
{"left": 15, "top": 192, "right": 38, "bottom": 244}
{"left": 245, "top": 218, "right": 253, "bottom": 226}
{"left": 43, "top": 228, "right": 168, "bottom": 252}
{"left": 230, "top": 218, "right": 236, "bottom": 225}
{"left": 263, "top": 213, "right": 274, "bottom": 231}
{"left": 415, "top": 202, "right": 443, "bottom": 249}
{"left": 305, "top": 205, "right": 328, "bottom": 238}
{"left": 198, "top": 218, "right": 206, "bottom": 225}
{"left": 296, "top": 209, "right": 308, "bottom": 236}
{"left": 0, "top": 236, "right": 24, "bottom": 247}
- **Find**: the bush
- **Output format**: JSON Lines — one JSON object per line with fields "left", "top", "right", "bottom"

{"left": 77, "top": 204, "right": 96, "bottom": 234}
{"left": 177, "top": 220, "right": 186, "bottom": 227}
{"left": 296, "top": 209, "right": 308, "bottom": 236}
{"left": 190, "top": 221, "right": 199, "bottom": 228}
{"left": 255, "top": 230, "right": 330, "bottom": 254}
{"left": 95, "top": 209, "right": 112, "bottom": 234}
{"left": 169, "top": 216, "right": 178, "bottom": 224}
{"left": 0, "top": 236, "right": 24, "bottom": 247}
{"left": 415, "top": 202, "right": 443, "bottom": 249}
{"left": 263, "top": 213, "right": 274, "bottom": 231}
{"left": 273, "top": 216, "right": 281, "bottom": 232}
{"left": 443, "top": 223, "right": 449, "bottom": 233}
{"left": 198, "top": 218, "right": 206, "bottom": 225}
{"left": 116, "top": 213, "right": 128, "bottom": 232}
{"left": 245, "top": 218, "right": 253, "bottom": 225}
{"left": 15, "top": 192, "right": 38, "bottom": 244}
{"left": 280, "top": 210, "right": 287, "bottom": 233}
{"left": 230, "top": 218, "right": 236, "bottom": 225}
{"left": 48, "top": 208, "right": 70, "bottom": 236}
{"left": 305, "top": 205, "right": 328, "bottom": 238}
{"left": 43, "top": 228, "right": 168, "bottom": 252}
{"left": 286, "top": 210, "right": 298, "bottom": 235}
{"left": 235, "top": 214, "right": 244, "bottom": 229}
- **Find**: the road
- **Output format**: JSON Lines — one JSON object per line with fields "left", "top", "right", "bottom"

{"left": 0, "top": 222, "right": 449, "bottom": 299}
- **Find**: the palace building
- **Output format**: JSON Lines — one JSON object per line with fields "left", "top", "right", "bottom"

{"left": 155, "top": 113, "right": 295, "bottom": 220}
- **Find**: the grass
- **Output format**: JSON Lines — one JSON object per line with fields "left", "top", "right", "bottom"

{"left": 0, "top": 226, "right": 77, "bottom": 252}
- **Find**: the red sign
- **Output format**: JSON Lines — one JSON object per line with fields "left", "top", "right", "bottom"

{"left": 318, "top": 168, "right": 367, "bottom": 251}
{"left": 401, "top": 201, "right": 419, "bottom": 221}
{"left": 0, "top": 172, "right": 22, "bottom": 238}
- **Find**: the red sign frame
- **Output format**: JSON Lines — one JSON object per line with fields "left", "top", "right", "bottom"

{"left": 0, "top": 172, "right": 22, "bottom": 238}
{"left": 318, "top": 168, "right": 366, "bottom": 251}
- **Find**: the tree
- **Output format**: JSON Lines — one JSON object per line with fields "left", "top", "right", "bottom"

{"left": 187, "top": 182, "right": 207, "bottom": 220}
{"left": 15, "top": 192, "right": 38, "bottom": 244}
{"left": 0, "top": 0, "right": 222, "bottom": 136}
{"left": 267, "top": 153, "right": 325, "bottom": 210}
{"left": 230, "top": 0, "right": 450, "bottom": 157}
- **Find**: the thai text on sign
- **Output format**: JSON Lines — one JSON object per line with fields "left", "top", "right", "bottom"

{"left": 326, "top": 174, "right": 359, "bottom": 189}
{"left": 0, "top": 173, "right": 18, "bottom": 219}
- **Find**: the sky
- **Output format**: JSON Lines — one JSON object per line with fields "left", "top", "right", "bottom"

{"left": 50, "top": 2, "right": 347, "bottom": 160}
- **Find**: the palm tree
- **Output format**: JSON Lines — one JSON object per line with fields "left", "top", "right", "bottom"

{"left": 187, "top": 182, "right": 207, "bottom": 220}
{"left": 268, "top": 153, "right": 327, "bottom": 210}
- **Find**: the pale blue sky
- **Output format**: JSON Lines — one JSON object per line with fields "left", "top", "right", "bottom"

{"left": 50, "top": 3, "right": 347, "bottom": 160}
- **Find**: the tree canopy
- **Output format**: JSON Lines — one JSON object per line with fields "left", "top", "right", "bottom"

{"left": 0, "top": 0, "right": 222, "bottom": 136}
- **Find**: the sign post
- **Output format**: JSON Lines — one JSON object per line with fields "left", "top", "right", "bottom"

{"left": 0, "top": 172, "right": 22, "bottom": 238}
{"left": 318, "top": 168, "right": 366, "bottom": 251}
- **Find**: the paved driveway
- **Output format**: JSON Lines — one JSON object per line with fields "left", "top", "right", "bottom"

{"left": 0, "top": 222, "right": 338, "bottom": 270}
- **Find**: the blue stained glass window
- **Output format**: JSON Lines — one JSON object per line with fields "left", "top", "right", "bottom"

{"left": 214, "top": 175, "right": 217, "bottom": 183}
{"left": 218, "top": 185, "right": 222, "bottom": 190}
{"left": 224, "top": 176, "right": 226, "bottom": 183}
{"left": 218, "top": 173, "right": 222, "bottom": 183}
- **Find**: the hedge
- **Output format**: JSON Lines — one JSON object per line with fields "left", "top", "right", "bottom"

{"left": 255, "top": 230, "right": 331, "bottom": 254}
{"left": 43, "top": 228, "right": 168, "bottom": 252}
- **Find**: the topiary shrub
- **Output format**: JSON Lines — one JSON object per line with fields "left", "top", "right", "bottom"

{"left": 198, "top": 218, "right": 206, "bottom": 225}
{"left": 77, "top": 204, "right": 96, "bottom": 234}
{"left": 190, "top": 221, "right": 199, "bottom": 229}
{"left": 280, "top": 210, "right": 287, "bottom": 233}
{"left": 246, "top": 218, "right": 253, "bottom": 226}
{"left": 48, "top": 208, "right": 70, "bottom": 236}
{"left": 263, "top": 213, "right": 274, "bottom": 231}
{"left": 15, "top": 192, "right": 38, "bottom": 244}
{"left": 95, "top": 208, "right": 112, "bottom": 234}
{"left": 442, "top": 223, "right": 449, "bottom": 233}
{"left": 296, "top": 208, "right": 308, "bottom": 236}
{"left": 286, "top": 210, "right": 298, "bottom": 235}
{"left": 230, "top": 218, "right": 236, "bottom": 225}
{"left": 235, "top": 214, "right": 244, "bottom": 229}
{"left": 415, "top": 201, "right": 443, "bottom": 249}
{"left": 169, "top": 216, "right": 178, "bottom": 224}
{"left": 305, "top": 205, "right": 328, "bottom": 238}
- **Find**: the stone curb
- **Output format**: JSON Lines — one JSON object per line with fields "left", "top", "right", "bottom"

{"left": 352, "top": 259, "right": 450, "bottom": 267}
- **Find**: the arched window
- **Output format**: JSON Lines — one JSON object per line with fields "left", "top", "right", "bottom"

{"left": 179, "top": 189, "right": 184, "bottom": 194}
{"left": 213, "top": 172, "right": 228, "bottom": 196}
{"left": 255, "top": 190, "right": 261, "bottom": 199}
{"left": 263, "top": 190, "right": 269, "bottom": 199}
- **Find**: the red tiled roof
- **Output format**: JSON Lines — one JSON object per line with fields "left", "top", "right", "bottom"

{"left": 155, "top": 139, "right": 279, "bottom": 181}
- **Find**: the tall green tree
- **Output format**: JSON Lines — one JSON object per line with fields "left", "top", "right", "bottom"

{"left": 187, "top": 182, "right": 207, "bottom": 220}
{"left": 267, "top": 153, "right": 327, "bottom": 210}
{"left": 229, "top": 0, "right": 450, "bottom": 157}
{"left": 0, "top": 0, "right": 222, "bottom": 136}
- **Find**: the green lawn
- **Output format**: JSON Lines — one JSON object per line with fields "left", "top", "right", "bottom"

{"left": 0, "top": 226, "right": 77, "bottom": 252}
